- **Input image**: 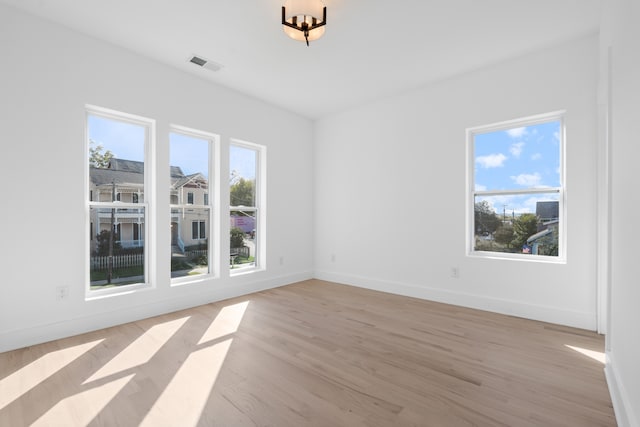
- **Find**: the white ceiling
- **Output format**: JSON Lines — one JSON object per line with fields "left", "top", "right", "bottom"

{"left": 1, "top": 0, "right": 602, "bottom": 119}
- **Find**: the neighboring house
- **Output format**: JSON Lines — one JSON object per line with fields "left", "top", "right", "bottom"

{"left": 90, "top": 158, "right": 209, "bottom": 254}
{"left": 169, "top": 168, "right": 209, "bottom": 253}
{"left": 525, "top": 201, "right": 560, "bottom": 255}
{"left": 536, "top": 201, "right": 559, "bottom": 223}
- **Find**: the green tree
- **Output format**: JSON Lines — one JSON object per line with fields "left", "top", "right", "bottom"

{"left": 230, "top": 227, "right": 245, "bottom": 248}
{"left": 95, "top": 230, "right": 122, "bottom": 256}
{"left": 511, "top": 213, "right": 539, "bottom": 249}
{"left": 89, "top": 139, "right": 114, "bottom": 168}
{"left": 474, "top": 201, "right": 501, "bottom": 234}
{"left": 494, "top": 224, "right": 514, "bottom": 248}
{"left": 230, "top": 178, "right": 255, "bottom": 207}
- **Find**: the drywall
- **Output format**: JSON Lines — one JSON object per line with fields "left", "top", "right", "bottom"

{"left": 602, "top": 0, "right": 640, "bottom": 425}
{"left": 314, "top": 35, "right": 599, "bottom": 330}
{"left": 0, "top": 5, "right": 314, "bottom": 352}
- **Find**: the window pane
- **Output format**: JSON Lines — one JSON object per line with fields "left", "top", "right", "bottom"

{"left": 88, "top": 111, "right": 148, "bottom": 292}
{"left": 170, "top": 132, "right": 211, "bottom": 281}
{"left": 474, "top": 193, "right": 559, "bottom": 256}
{"left": 88, "top": 115, "right": 146, "bottom": 201}
{"left": 230, "top": 145, "right": 257, "bottom": 207}
{"left": 230, "top": 210, "right": 256, "bottom": 269}
{"left": 170, "top": 132, "right": 209, "bottom": 205}
{"left": 171, "top": 207, "right": 209, "bottom": 278}
{"left": 474, "top": 121, "right": 561, "bottom": 192}
{"left": 90, "top": 207, "right": 145, "bottom": 289}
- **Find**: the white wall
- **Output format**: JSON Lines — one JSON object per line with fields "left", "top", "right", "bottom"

{"left": 0, "top": 5, "right": 314, "bottom": 352}
{"left": 314, "top": 35, "right": 599, "bottom": 330}
{"left": 602, "top": 1, "right": 640, "bottom": 425}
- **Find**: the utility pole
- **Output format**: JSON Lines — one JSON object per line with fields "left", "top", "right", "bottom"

{"left": 108, "top": 180, "right": 115, "bottom": 284}
{"left": 503, "top": 205, "right": 507, "bottom": 224}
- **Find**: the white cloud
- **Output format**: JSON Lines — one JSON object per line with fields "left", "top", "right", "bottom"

{"left": 511, "top": 172, "right": 541, "bottom": 186}
{"left": 476, "top": 153, "right": 507, "bottom": 168}
{"left": 509, "top": 142, "right": 525, "bottom": 158}
{"left": 506, "top": 127, "right": 527, "bottom": 138}
{"left": 475, "top": 184, "right": 487, "bottom": 191}
{"left": 531, "top": 153, "right": 542, "bottom": 160}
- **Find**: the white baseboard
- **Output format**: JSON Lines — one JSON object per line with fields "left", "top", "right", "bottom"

{"left": 605, "top": 352, "right": 637, "bottom": 427}
{"left": 0, "top": 271, "right": 312, "bottom": 353}
{"left": 314, "top": 270, "right": 596, "bottom": 330}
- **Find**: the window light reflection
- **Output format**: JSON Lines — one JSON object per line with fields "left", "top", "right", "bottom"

{"left": 31, "top": 374, "right": 135, "bottom": 427}
{"left": 0, "top": 339, "right": 104, "bottom": 411}
{"left": 565, "top": 344, "right": 606, "bottom": 364}
{"left": 84, "top": 316, "right": 190, "bottom": 384}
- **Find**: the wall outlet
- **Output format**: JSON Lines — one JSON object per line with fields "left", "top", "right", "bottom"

{"left": 450, "top": 267, "right": 460, "bottom": 278}
{"left": 56, "top": 286, "right": 69, "bottom": 301}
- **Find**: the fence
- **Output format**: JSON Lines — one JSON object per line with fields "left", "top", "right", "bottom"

{"left": 185, "top": 249, "right": 208, "bottom": 259}
{"left": 91, "top": 253, "right": 144, "bottom": 270}
{"left": 93, "top": 247, "right": 247, "bottom": 270}
{"left": 230, "top": 247, "right": 250, "bottom": 258}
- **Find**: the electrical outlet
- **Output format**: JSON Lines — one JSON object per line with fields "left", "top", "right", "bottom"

{"left": 450, "top": 267, "right": 460, "bottom": 278}
{"left": 56, "top": 286, "right": 69, "bottom": 301}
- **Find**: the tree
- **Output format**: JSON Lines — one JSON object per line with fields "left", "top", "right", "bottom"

{"left": 511, "top": 213, "right": 538, "bottom": 249}
{"left": 230, "top": 227, "right": 245, "bottom": 249}
{"left": 474, "top": 201, "right": 501, "bottom": 234}
{"left": 494, "top": 224, "right": 514, "bottom": 248}
{"left": 95, "top": 230, "right": 122, "bottom": 256}
{"left": 89, "top": 139, "right": 114, "bottom": 168}
{"left": 230, "top": 178, "right": 255, "bottom": 207}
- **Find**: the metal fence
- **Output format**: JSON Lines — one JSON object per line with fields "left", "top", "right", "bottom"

{"left": 91, "top": 253, "right": 144, "bottom": 270}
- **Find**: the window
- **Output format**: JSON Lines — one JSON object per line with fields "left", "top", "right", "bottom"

{"left": 230, "top": 141, "right": 264, "bottom": 273}
{"left": 87, "top": 106, "right": 153, "bottom": 294}
{"left": 192, "top": 221, "right": 206, "bottom": 240}
{"left": 467, "top": 112, "right": 565, "bottom": 260}
{"left": 170, "top": 127, "right": 217, "bottom": 282}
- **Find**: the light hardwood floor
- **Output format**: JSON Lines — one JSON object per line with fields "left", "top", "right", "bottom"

{"left": 0, "top": 280, "right": 616, "bottom": 426}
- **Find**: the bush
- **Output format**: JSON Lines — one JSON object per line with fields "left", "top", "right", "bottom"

{"left": 230, "top": 227, "right": 245, "bottom": 248}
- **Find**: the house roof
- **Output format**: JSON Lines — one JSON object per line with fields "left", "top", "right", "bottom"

{"left": 90, "top": 159, "right": 202, "bottom": 189}
{"left": 536, "top": 201, "right": 559, "bottom": 220}
{"left": 90, "top": 166, "right": 144, "bottom": 188}
{"left": 527, "top": 228, "right": 552, "bottom": 244}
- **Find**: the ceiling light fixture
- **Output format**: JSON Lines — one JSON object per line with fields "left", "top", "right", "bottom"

{"left": 281, "top": 0, "right": 326, "bottom": 46}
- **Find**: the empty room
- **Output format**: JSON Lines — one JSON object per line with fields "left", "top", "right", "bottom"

{"left": 0, "top": 0, "right": 638, "bottom": 426}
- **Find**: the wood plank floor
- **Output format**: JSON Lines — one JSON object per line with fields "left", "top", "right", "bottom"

{"left": 0, "top": 280, "right": 616, "bottom": 426}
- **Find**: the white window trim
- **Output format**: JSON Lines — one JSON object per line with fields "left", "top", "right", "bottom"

{"left": 85, "top": 104, "right": 156, "bottom": 299}
{"left": 465, "top": 111, "right": 566, "bottom": 263}
{"left": 230, "top": 138, "right": 266, "bottom": 275}
{"left": 170, "top": 125, "right": 220, "bottom": 286}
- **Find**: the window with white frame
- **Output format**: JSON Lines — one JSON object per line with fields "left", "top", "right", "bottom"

{"left": 87, "top": 106, "right": 153, "bottom": 292}
{"left": 467, "top": 112, "right": 565, "bottom": 259}
{"left": 170, "top": 127, "right": 216, "bottom": 282}
{"left": 230, "top": 141, "right": 264, "bottom": 272}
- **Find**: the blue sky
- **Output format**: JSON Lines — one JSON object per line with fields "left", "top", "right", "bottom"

{"left": 474, "top": 120, "right": 561, "bottom": 215}
{"left": 88, "top": 114, "right": 256, "bottom": 182}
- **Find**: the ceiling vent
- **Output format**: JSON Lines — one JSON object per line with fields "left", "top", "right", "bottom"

{"left": 188, "top": 55, "right": 223, "bottom": 72}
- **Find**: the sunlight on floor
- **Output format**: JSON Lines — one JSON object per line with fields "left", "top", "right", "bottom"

{"left": 565, "top": 344, "right": 606, "bottom": 364}
{"left": 140, "top": 338, "right": 233, "bottom": 426}
{"left": 140, "top": 301, "right": 250, "bottom": 425}
{"left": 84, "top": 316, "right": 191, "bottom": 384}
{"left": 31, "top": 374, "right": 135, "bottom": 427}
{"left": 0, "top": 339, "right": 104, "bottom": 411}
{"left": 198, "top": 301, "right": 250, "bottom": 345}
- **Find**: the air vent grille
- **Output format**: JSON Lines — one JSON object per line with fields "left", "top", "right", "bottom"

{"left": 188, "top": 55, "right": 223, "bottom": 72}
